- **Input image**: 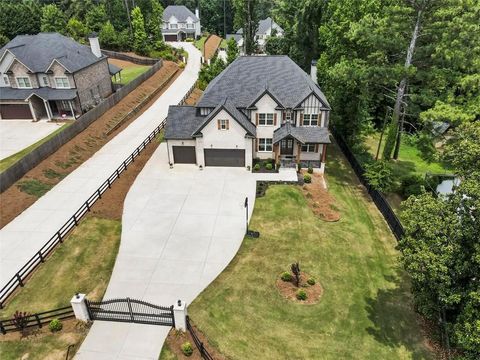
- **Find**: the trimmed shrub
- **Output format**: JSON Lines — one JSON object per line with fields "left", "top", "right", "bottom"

{"left": 304, "top": 174, "right": 312, "bottom": 183}
{"left": 296, "top": 289, "right": 308, "bottom": 301}
{"left": 307, "top": 166, "right": 313, "bottom": 174}
{"left": 266, "top": 163, "right": 273, "bottom": 170}
{"left": 307, "top": 278, "right": 316, "bottom": 286}
{"left": 281, "top": 272, "right": 292, "bottom": 282}
{"left": 253, "top": 164, "right": 260, "bottom": 171}
{"left": 49, "top": 318, "right": 63, "bottom": 332}
{"left": 178, "top": 61, "right": 185, "bottom": 69}
{"left": 181, "top": 342, "right": 194, "bottom": 356}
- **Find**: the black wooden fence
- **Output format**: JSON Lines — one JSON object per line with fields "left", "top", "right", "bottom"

{"left": 0, "top": 120, "right": 166, "bottom": 309}
{"left": 0, "top": 305, "right": 74, "bottom": 334}
{"left": 186, "top": 316, "right": 215, "bottom": 360}
{"left": 331, "top": 128, "right": 405, "bottom": 240}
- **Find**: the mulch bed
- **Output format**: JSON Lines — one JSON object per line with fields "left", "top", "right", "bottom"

{"left": 301, "top": 171, "right": 341, "bottom": 222}
{"left": 204, "top": 35, "right": 222, "bottom": 60}
{"left": 276, "top": 272, "right": 323, "bottom": 305}
{"left": 184, "top": 88, "right": 203, "bottom": 106}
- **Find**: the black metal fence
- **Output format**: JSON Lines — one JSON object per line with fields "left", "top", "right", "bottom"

{"left": 0, "top": 120, "right": 166, "bottom": 309}
{"left": 0, "top": 305, "right": 74, "bottom": 334}
{"left": 186, "top": 316, "right": 214, "bottom": 360}
{"left": 331, "top": 128, "right": 405, "bottom": 240}
{"left": 86, "top": 298, "right": 174, "bottom": 327}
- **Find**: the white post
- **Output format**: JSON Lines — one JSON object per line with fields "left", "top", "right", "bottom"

{"left": 68, "top": 100, "right": 75, "bottom": 119}
{"left": 70, "top": 293, "right": 90, "bottom": 321}
{"left": 44, "top": 100, "right": 52, "bottom": 120}
{"left": 173, "top": 300, "right": 188, "bottom": 331}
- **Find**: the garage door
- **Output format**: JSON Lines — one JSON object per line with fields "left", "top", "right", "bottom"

{"left": 164, "top": 35, "right": 177, "bottom": 42}
{"left": 0, "top": 104, "right": 32, "bottom": 119}
{"left": 173, "top": 146, "right": 196, "bottom": 164}
{"left": 204, "top": 149, "right": 245, "bottom": 167}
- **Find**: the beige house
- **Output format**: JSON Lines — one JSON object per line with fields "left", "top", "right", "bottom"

{"left": 0, "top": 33, "right": 113, "bottom": 121}
{"left": 165, "top": 56, "right": 331, "bottom": 172}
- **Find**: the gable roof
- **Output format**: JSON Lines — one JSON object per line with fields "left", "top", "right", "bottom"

{"left": 197, "top": 56, "right": 330, "bottom": 110}
{"left": 165, "top": 106, "right": 205, "bottom": 140}
{"left": 0, "top": 33, "right": 105, "bottom": 74}
{"left": 163, "top": 6, "right": 198, "bottom": 22}
{"left": 257, "top": 17, "right": 283, "bottom": 35}
{"left": 273, "top": 122, "right": 331, "bottom": 144}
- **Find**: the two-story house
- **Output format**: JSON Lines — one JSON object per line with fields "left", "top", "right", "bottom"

{"left": 227, "top": 17, "right": 284, "bottom": 53}
{"left": 165, "top": 56, "right": 331, "bottom": 172}
{"left": 162, "top": 6, "right": 201, "bottom": 42}
{"left": 0, "top": 33, "right": 112, "bottom": 121}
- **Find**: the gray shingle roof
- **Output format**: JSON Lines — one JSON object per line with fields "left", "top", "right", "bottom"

{"left": 273, "top": 122, "right": 330, "bottom": 144}
{"left": 163, "top": 5, "right": 198, "bottom": 22}
{"left": 0, "top": 33, "right": 105, "bottom": 73}
{"left": 226, "top": 34, "right": 242, "bottom": 43}
{"left": 108, "top": 63, "right": 122, "bottom": 75}
{"left": 257, "top": 17, "right": 283, "bottom": 35}
{"left": 0, "top": 87, "right": 77, "bottom": 101}
{"left": 197, "top": 56, "right": 330, "bottom": 110}
{"left": 165, "top": 106, "right": 205, "bottom": 140}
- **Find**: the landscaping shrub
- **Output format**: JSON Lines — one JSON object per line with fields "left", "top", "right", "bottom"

{"left": 181, "top": 342, "right": 193, "bottom": 356}
{"left": 307, "top": 166, "right": 313, "bottom": 174}
{"left": 400, "top": 175, "right": 426, "bottom": 198}
{"left": 12, "top": 311, "right": 30, "bottom": 335}
{"left": 303, "top": 174, "right": 312, "bottom": 183}
{"left": 297, "top": 163, "right": 302, "bottom": 172}
{"left": 281, "top": 272, "right": 292, "bottom": 282}
{"left": 266, "top": 163, "right": 273, "bottom": 170}
{"left": 178, "top": 62, "right": 185, "bottom": 69}
{"left": 296, "top": 289, "right": 308, "bottom": 301}
{"left": 307, "top": 278, "right": 316, "bottom": 286}
{"left": 254, "top": 164, "right": 260, "bottom": 171}
{"left": 49, "top": 318, "right": 63, "bottom": 332}
{"left": 185, "top": 38, "right": 194, "bottom": 42}
{"left": 364, "top": 160, "right": 395, "bottom": 192}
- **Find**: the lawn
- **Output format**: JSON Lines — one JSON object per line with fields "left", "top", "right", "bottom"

{"left": 187, "top": 144, "right": 433, "bottom": 359}
{"left": 194, "top": 36, "right": 207, "bottom": 52}
{"left": 113, "top": 65, "right": 150, "bottom": 85}
{"left": 0, "top": 123, "right": 70, "bottom": 173}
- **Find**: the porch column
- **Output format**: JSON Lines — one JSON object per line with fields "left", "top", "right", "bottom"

{"left": 27, "top": 100, "right": 37, "bottom": 122}
{"left": 68, "top": 100, "right": 75, "bottom": 119}
{"left": 273, "top": 144, "right": 279, "bottom": 163}
{"left": 321, "top": 144, "right": 327, "bottom": 163}
{"left": 43, "top": 100, "right": 52, "bottom": 120}
{"left": 296, "top": 143, "right": 302, "bottom": 164}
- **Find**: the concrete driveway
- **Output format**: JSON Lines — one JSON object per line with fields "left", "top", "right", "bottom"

{"left": 76, "top": 142, "right": 258, "bottom": 359}
{"left": 0, "top": 120, "right": 63, "bottom": 160}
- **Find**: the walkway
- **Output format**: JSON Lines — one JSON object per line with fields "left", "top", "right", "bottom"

{"left": 76, "top": 145, "right": 297, "bottom": 359}
{"left": 0, "top": 43, "right": 201, "bottom": 288}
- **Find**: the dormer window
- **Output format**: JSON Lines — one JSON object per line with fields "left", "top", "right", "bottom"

{"left": 16, "top": 77, "right": 31, "bottom": 88}
{"left": 258, "top": 113, "right": 274, "bottom": 126}
{"left": 170, "top": 23, "right": 178, "bottom": 29}
{"left": 55, "top": 77, "right": 70, "bottom": 89}
{"left": 303, "top": 114, "right": 318, "bottom": 126}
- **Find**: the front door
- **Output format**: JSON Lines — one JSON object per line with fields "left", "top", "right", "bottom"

{"left": 280, "top": 139, "right": 294, "bottom": 155}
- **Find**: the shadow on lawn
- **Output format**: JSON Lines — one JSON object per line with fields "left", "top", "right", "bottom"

{"left": 365, "top": 269, "right": 434, "bottom": 359}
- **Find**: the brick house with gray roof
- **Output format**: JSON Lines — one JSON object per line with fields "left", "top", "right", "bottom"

{"left": 0, "top": 33, "right": 113, "bottom": 121}
{"left": 165, "top": 55, "right": 331, "bottom": 171}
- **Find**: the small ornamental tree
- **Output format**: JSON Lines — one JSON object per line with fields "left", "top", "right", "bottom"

{"left": 12, "top": 311, "right": 30, "bottom": 336}
{"left": 291, "top": 262, "right": 301, "bottom": 287}
{"left": 364, "top": 160, "right": 395, "bottom": 193}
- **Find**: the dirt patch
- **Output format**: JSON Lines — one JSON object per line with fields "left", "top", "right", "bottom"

{"left": 184, "top": 87, "right": 203, "bottom": 106}
{"left": 164, "top": 325, "right": 225, "bottom": 360}
{"left": 302, "top": 171, "right": 341, "bottom": 222}
{"left": 0, "top": 62, "right": 180, "bottom": 229}
{"left": 108, "top": 58, "right": 142, "bottom": 69}
{"left": 204, "top": 35, "right": 222, "bottom": 60}
{"left": 276, "top": 272, "right": 323, "bottom": 305}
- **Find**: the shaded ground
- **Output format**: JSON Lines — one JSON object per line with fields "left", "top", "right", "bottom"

{"left": 204, "top": 35, "right": 222, "bottom": 60}
{"left": 184, "top": 88, "right": 203, "bottom": 106}
{"left": 188, "top": 143, "right": 435, "bottom": 359}
{"left": 0, "top": 62, "right": 179, "bottom": 229}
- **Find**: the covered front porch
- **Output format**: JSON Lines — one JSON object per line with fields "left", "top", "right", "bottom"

{"left": 27, "top": 89, "right": 80, "bottom": 121}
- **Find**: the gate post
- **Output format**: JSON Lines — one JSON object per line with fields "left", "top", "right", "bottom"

{"left": 173, "top": 300, "right": 187, "bottom": 331}
{"left": 70, "top": 293, "right": 90, "bottom": 321}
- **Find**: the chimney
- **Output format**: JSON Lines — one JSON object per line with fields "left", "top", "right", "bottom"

{"left": 88, "top": 33, "right": 102, "bottom": 58}
{"left": 310, "top": 60, "right": 318, "bottom": 84}
{"left": 195, "top": 8, "right": 200, "bottom": 20}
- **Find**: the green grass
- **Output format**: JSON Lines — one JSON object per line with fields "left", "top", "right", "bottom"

{"left": 194, "top": 36, "right": 207, "bottom": 52}
{"left": 113, "top": 65, "right": 151, "bottom": 85}
{"left": 220, "top": 38, "right": 227, "bottom": 48}
{"left": 16, "top": 179, "right": 53, "bottom": 197}
{"left": 0, "top": 217, "right": 121, "bottom": 315}
{"left": 0, "top": 124, "right": 70, "bottom": 173}
{"left": 159, "top": 343, "right": 178, "bottom": 360}
{"left": 188, "top": 144, "right": 433, "bottom": 359}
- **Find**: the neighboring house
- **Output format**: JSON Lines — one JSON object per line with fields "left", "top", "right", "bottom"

{"left": 165, "top": 56, "right": 331, "bottom": 172}
{"left": 0, "top": 33, "right": 113, "bottom": 121}
{"left": 162, "top": 5, "right": 201, "bottom": 42}
{"left": 227, "top": 17, "right": 284, "bottom": 53}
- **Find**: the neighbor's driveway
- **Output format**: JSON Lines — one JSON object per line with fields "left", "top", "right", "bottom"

{"left": 0, "top": 120, "right": 63, "bottom": 160}
{"left": 76, "top": 142, "right": 258, "bottom": 359}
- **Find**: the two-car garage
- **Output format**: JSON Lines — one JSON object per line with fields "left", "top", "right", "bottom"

{"left": 171, "top": 146, "right": 246, "bottom": 167}
{"left": 0, "top": 103, "right": 32, "bottom": 120}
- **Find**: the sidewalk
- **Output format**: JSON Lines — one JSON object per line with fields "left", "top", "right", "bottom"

{"left": 0, "top": 43, "right": 201, "bottom": 289}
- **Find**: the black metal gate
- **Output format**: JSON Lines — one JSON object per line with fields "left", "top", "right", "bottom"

{"left": 86, "top": 298, "right": 175, "bottom": 327}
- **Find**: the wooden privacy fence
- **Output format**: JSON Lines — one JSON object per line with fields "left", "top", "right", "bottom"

{"left": 101, "top": 49, "right": 159, "bottom": 65}
{"left": 331, "top": 127, "right": 405, "bottom": 240}
{"left": 0, "top": 306, "right": 74, "bottom": 334}
{"left": 0, "top": 120, "right": 166, "bottom": 309}
{"left": 186, "top": 316, "right": 215, "bottom": 360}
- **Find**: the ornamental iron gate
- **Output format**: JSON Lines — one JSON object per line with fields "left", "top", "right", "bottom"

{"left": 86, "top": 298, "right": 175, "bottom": 327}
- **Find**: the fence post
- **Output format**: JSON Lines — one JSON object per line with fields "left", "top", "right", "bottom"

{"left": 70, "top": 293, "right": 90, "bottom": 322}
{"left": 173, "top": 300, "right": 187, "bottom": 331}
{"left": 0, "top": 320, "right": 6, "bottom": 334}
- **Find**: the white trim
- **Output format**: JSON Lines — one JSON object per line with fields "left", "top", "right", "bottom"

{"left": 4, "top": 54, "right": 35, "bottom": 73}
{"left": 46, "top": 58, "right": 71, "bottom": 74}
{"left": 16, "top": 76, "right": 32, "bottom": 89}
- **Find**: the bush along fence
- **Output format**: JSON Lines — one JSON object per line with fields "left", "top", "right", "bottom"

{"left": 0, "top": 306, "right": 74, "bottom": 334}
{"left": 331, "top": 127, "right": 405, "bottom": 240}
{"left": 0, "top": 120, "right": 166, "bottom": 309}
{"left": 0, "top": 59, "right": 164, "bottom": 193}
{"left": 186, "top": 316, "right": 215, "bottom": 360}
